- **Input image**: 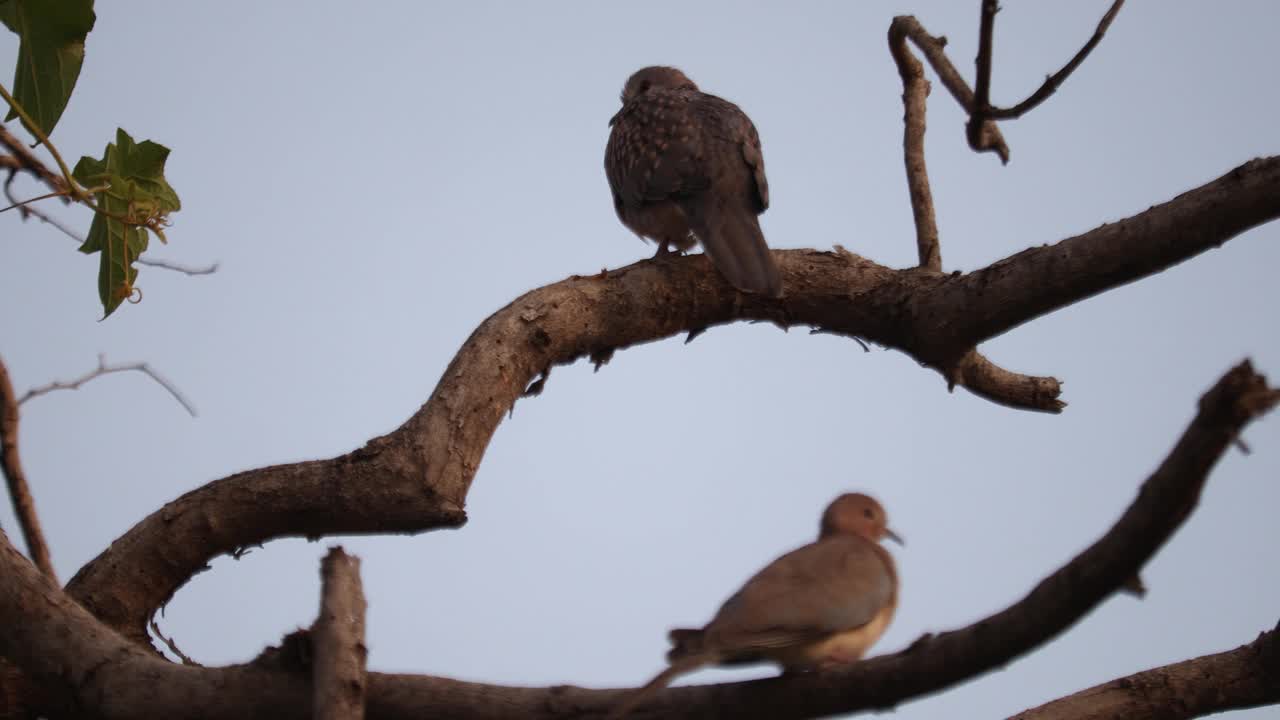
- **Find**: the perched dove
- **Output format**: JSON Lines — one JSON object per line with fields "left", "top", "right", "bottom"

{"left": 607, "top": 493, "right": 901, "bottom": 719}
{"left": 605, "top": 66, "right": 783, "bottom": 297}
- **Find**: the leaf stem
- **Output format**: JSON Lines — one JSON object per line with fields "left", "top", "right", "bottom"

{"left": 0, "top": 81, "right": 90, "bottom": 203}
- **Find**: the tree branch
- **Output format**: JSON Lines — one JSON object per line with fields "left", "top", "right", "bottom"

{"left": 1009, "top": 622, "right": 1280, "bottom": 720}
{"left": 19, "top": 354, "right": 198, "bottom": 418}
{"left": 0, "top": 356, "right": 56, "bottom": 581}
{"left": 888, "top": 16, "right": 1010, "bottom": 163}
{"left": 0, "top": 124, "right": 67, "bottom": 197}
{"left": 888, "top": 19, "right": 941, "bottom": 270}
{"left": 987, "top": 1, "right": 1126, "bottom": 120}
{"left": 314, "top": 548, "right": 368, "bottom": 720}
{"left": 62, "top": 156, "right": 1279, "bottom": 649}
{"left": 4, "top": 361, "right": 1274, "bottom": 719}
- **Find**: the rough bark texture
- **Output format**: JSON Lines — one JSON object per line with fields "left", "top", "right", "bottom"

{"left": 2, "top": 361, "right": 1273, "bottom": 720}
{"left": 1009, "top": 623, "right": 1280, "bottom": 720}
{"left": 313, "top": 548, "right": 368, "bottom": 720}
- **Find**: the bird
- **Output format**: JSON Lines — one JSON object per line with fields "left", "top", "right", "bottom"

{"left": 604, "top": 66, "right": 783, "bottom": 297}
{"left": 606, "top": 493, "right": 901, "bottom": 719}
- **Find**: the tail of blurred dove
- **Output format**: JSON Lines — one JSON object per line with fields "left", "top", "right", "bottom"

{"left": 606, "top": 493, "right": 901, "bottom": 719}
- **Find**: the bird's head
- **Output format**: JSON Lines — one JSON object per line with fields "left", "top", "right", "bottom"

{"left": 619, "top": 66, "right": 698, "bottom": 105}
{"left": 819, "top": 493, "right": 903, "bottom": 545}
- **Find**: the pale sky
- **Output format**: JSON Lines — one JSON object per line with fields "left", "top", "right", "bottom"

{"left": 3, "top": 2, "right": 1278, "bottom": 718}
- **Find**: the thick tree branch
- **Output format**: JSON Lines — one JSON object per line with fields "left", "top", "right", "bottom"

{"left": 1009, "top": 622, "right": 1280, "bottom": 720}
{"left": 5, "top": 361, "right": 1274, "bottom": 719}
{"left": 63, "top": 156, "right": 1279, "bottom": 650}
{"left": 0, "top": 356, "right": 55, "bottom": 581}
{"left": 888, "top": 16, "right": 1010, "bottom": 163}
{"left": 914, "top": 156, "right": 1280, "bottom": 363}
{"left": 314, "top": 548, "right": 368, "bottom": 720}
{"left": 987, "top": 1, "right": 1126, "bottom": 121}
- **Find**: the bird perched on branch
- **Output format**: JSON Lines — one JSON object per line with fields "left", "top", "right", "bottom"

{"left": 607, "top": 493, "right": 901, "bottom": 719}
{"left": 605, "top": 66, "right": 783, "bottom": 297}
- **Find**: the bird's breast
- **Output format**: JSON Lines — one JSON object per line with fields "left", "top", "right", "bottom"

{"left": 778, "top": 603, "right": 897, "bottom": 671}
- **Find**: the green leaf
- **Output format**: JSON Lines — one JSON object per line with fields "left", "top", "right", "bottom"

{"left": 2, "top": 0, "right": 96, "bottom": 138}
{"left": 74, "top": 128, "right": 182, "bottom": 318}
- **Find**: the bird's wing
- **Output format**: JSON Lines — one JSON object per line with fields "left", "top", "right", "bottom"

{"left": 691, "top": 93, "right": 769, "bottom": 212}
{"left": 704, "top": 536, "right": 894, "bottom": 654}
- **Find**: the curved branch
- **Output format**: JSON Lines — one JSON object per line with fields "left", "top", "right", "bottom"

{"left": 889, "top": 15, "right": 1010, "bottom": 163}
{"left": 64, "top": 156, "right": 1279, "bottom": 648}
{"left": 5, "top": 361, "right": 1274, "bottom": 719}
{"left": 1009, "top": 622, "right": 1280, "bottom": 720}
{"left": 888, "top": 17, "right": 942, "bottom": 270}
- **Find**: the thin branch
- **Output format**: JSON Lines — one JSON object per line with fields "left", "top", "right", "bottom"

{"left": 138, "top": 256, "right": 220, "bottom": 275}
{"left": 0, "top": 124, "right": 68, "bottom": 196}
{"left": 61, "top": 156, "right": 1280, "bottom": 650}
{"left": 949, "top": 349, "right": 1065, "bottom": 413}
{"left": 987, "top": 1, "right": 1126, "bottom": 120}
{"left": 4, "top": 362, "right": 1274, "bottom": 719}
{"left": 0, "top": 356, "right": 56, "bottom": 580}
{"left": 887, "top": 16, "right": 942, "bottom": 270}
{"left": 889, "top": 16, "right": 1010, "bottom": 163}
{"left": 148, "top": 617, "right": 199, "bottom": 666}
{"left": 973, "top": 0, "right": 998, "bottom": 118}
{"left": 4, "top": 175, "right": 220, "bottom": 277}
{"left": 313, "top": 548, "right": 368, "bottom": 720}
{"left": 1009, "top": 621, "right": 1280, "bottom": 720}
{"left": 19, "top": 354, "right": 197, "bottom": 417}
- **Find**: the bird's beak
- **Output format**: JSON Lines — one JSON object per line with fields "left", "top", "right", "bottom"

{"left": 883, "top": 528, "right": 905, "bottom": 546}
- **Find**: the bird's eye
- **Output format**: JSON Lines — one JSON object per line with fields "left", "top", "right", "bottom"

{"left": 863, "top": 508, "right": 874, "bottom": 518}
{"left": 639, "top": 81, "right": 651, "bottom": 93}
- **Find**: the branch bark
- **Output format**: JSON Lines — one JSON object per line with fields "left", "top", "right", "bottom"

{"left": 888, "top": 15, "right": 1010, "bottom": 163}
{"left": 3, "top": 360, "right": 1274, "bottom": 719}
{"left": 1009, "top": 622, "right": 1280, "bottom": 720}
{"left": 0, "top": 355, "right": 55, "bottom": 581}
{"left": 61, "top": 156, "right": 1280, "bottom": 650}
{"left": 314, "top": 548, "right": 368, "bottom": 720}
{"left": 888, "top": 20, "right": 941, "bottom": 270}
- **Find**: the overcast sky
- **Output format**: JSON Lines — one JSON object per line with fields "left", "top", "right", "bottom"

{"left": 3, "top": 2, "right": 1278, "bottom": 718}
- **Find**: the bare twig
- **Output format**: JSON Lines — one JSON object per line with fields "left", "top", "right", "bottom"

{"left": 888, "top": 17, "right": 942, "bottom": 270}
{"left": 0, "top": 356, "right": 56, "bottom": 581}
{"left": 1009, "top": 621, "right": 1280, "bottom": 720}
{"left": 148, "top": 617, "right": 199, "bottom": 666}
{"left": 313, "top": 548, "right": 368, "bottom": 720}
{"left": 19, "top": 354, "right": 197, "bottom": 417}
{"left": 137, "top": 256, "right": 220, "bottom": 275}
{"left": 890, "top": 15, "right": 1010, "bottom": 164}
{"left": 987, "top": 1, "right": 1126, "bottom": 120}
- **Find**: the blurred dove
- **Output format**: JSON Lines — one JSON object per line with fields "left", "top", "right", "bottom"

{"left": 607, "top": 492, "right": 901, "bottom": 719}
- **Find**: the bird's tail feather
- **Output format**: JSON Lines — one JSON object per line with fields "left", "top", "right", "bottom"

{"left": 687, "top": 200, "right": 782, "bottom": 297}
{"left": 605, "top": 653, "right": 716, "bottom": 720}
